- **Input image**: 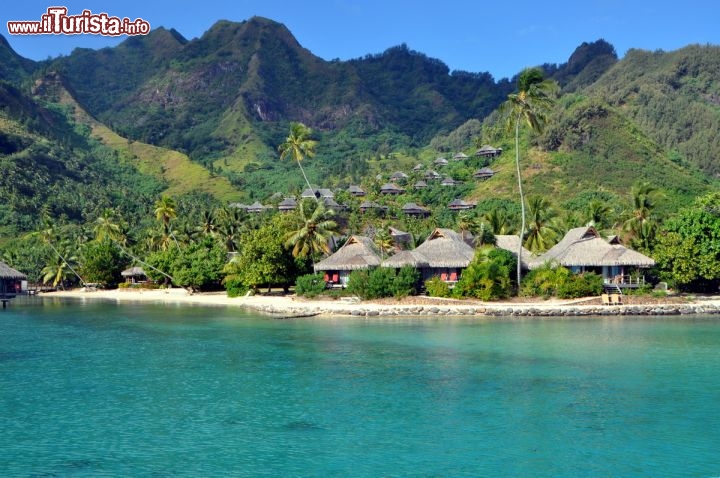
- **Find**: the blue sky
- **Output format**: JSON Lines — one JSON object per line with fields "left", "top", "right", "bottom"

{"left": 3, "top": 0, "right": 719, "bottom": 80}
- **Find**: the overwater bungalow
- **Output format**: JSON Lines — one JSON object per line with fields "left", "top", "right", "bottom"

{"left": 380, "top": 183, "right": 405, "bottom": 195}
{"left": 529, "top": 226, "right": 655, "bottom": 287}
{"left": 0, "top": 261, "right": 26, "bottom": 308}
{"left": 384, "top": 228, "right": 475, "bottom": 284}
{"left": 402, "top": 202, "right": 431, "bottom": 218}
{"left": 475, "top": 145, "right": 503, "bottom": 159}
{"left": 473, "top": 167, "right": 495, "bottom": 180}
{"left": 314, "top": 236, "right": 381, "bottom": 287}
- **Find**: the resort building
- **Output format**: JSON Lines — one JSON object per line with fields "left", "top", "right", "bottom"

{"left": 529, "top": 226, "right": 655, "bottom": 287}
{"left": 277, "top": 197, "right": 298, "bottom": 212}
{"left": 413, "top": 180, "right": 428, "bottom": 190}
{"left": 434, "top": 157, "right": 449, "bottom": 167}
{"left": 301, "top": 188, "right": 334, "bottom": 199}
{"left": 473, "top": 167, "right": 495, "bottom": 180}
{"left": 0, "top": 261, "right": 26, "bottom": 307}
{"left": 383, "top": 228, "right": 475, "bottom": 284}
{"left": 314, "top": 235, "right": 381, "bottom": 287}
{"left": 121, "top": 266, "right": 148, "bottom": 284}
{"left": 475, "top": 145, "right": 503, "bottom": 159}
{"left": 424, "top": 170, "right": 442, "bottom": 181}
{"left": 347, "top": 185, "right": 366, "bottom": 197}
{"left": 389, "top": 171, "right": 409, "bottom": 182}
{"left": 452, "top": 152, "right": 469, "bottom": 161}
{"left": 402, "top": 202, "right": 431, "bottom": 218}
{"left": 359, "top": 200, "right": 388, "bottom": 214}
{"left": 441, "top": 177, "right": 462, "bottom": 187}
{"left": 380, "top": 183, "right": 405, "bottom": 195}
{"left": 448, "top": 199, "right": 476, "bottom": 211}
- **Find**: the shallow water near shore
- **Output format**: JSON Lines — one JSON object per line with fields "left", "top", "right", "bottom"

{"left": 2, "top": 297, "right": 720, "bottom": 477}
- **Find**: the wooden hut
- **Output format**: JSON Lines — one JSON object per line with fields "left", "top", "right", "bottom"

{"left": 424, "top": 170, "right": 442, "bottom": 181}
{"left": 389, "top": 171, "right": 409, "bottom": 183}
{"left": 384, "top": 228, "right": 475, "bottom": 284}
{"left": 314, "top": 236, "right": 381, "bottom": 287}
{"left": 301, "top": 188, "right": 334, "bottom": 199}
{"left": 475, "top": 145, "right": 503, "bottom": 158}
{"left": 529, "top": 226, "right": 655, "bottom": 287}
{"left": 452, "top": 152, "right": 469, "bottom": 161}
{"left": 448, "top": 199, "right": 475, "bottom": 211}
{"left": 0, "top": 261, "right": 26, "bottom": 307}
{"left": 414, "top": 180, "right": 428, "bottom": 190}
{"left": 380, "top": 183, "right": 405, "bottom": 195}
{"left": 434, "top": 157, "right": 449, "bottom": 167}
{"left": 278, "top": 197, "right": 298, "bottom": 212}
{"left": 359, "top": 200, "right": 388, "bottom": 214}
{"left": 347, "top": 185, "right": 366, "bottom": 197}
{"left": 246, "top": 201, "right": 269, "bottom": 214}
{"left": 121, "top": 266, "right": 148, "bottom": 284}
{"left": 402, "top": 202, "right": 430, "bottom": 218}
{"left": 441, "top": 177, "right": 462, "bottom": 187}
{"left": 473, "top": 167, "right": 495, "bottom": 180}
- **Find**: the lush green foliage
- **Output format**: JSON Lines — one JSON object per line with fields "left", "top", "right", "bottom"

{"left": 346, "top": 266, "right": 420, "bottom": 300}
{"left": 453, "top": 247, "right": 516, "bottom": 300}
{"left": 295, "top": 273, "right": 327, "bottom": 298}
{"left": 522, "top": 263, "right": 603, "bottom": 298}
{"left": 653, "top": 192, "right": 720, "bottom": 292}
{"left": 79, "top": 241, "right": 125, "bottom": 288}
{"left": 424, "top": 276, "right": 451, "bottom": 298}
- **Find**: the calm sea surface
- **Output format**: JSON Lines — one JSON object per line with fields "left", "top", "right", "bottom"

{"left": 1, "top": 297, "right": 719, "bottom": 477}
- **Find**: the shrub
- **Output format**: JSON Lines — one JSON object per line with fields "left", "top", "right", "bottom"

{"left": 425, "top": 276, "right": 451, "bottom": 298}
{"left": 394, "top": 266, "right": 420, "bottom": 299}
{"left": 347, "top": 270, "right": 371, "bottom": 299}
{"left": 295, "top": 273, "right": 327, "bottom": 298}
{"left": 366, "top": 267, "right": 396, "bottom": 300}
{"left": 556, "top": 272, "right": 603, "bottom": 298}
{"left": 453, "top": 247, "right": 514, "bottom": 300}
{"left": 223, "top": 276, "right": 248, "bottom": 298}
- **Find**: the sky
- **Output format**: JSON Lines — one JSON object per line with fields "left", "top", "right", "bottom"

{"left": 3, "top": 0, "right": 720, "bottom": 81}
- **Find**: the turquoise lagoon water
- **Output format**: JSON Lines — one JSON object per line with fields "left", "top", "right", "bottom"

{"left": 1, "top": 297, "right": 719, "bottom": 477}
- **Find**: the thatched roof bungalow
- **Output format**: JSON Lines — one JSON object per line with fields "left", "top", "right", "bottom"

{"left": 384, "top": 228, "right": 475, "bottom": 283}
{"left": 389, "top": 171, "right": 409, "bottom": 182}
{"left": 121, "top": 266, "right": 147, "bottom": 284}
{"left": 434, "top": 157, "right": 449, "bottom": 167}
{"left": 424, "top": 170, "right": 442, "bottom": 181}
{"left": 448, "top": 199, "right": 476, "bottom": 211}
{"left": 0, "top": 261, "right": 26, "bottom": 304}
{"left": 495, "top": 235, "right": 533, "bottom": 269}
{"left": 359, "top": 200, "right": 388, "bottom": 214}
{"left": 246, "top": 201, "right": 269, "bottom": 214}
{"left": 473, "top": 167, "right": 495, "bottom": 180}
{"left": 414, "top": 180, "right": 428, "bottom": 190}
{"left": 278, "top": 197, "right": 298, "bottom": 212}
{"left": 476, "top": 145, "right": 503, "bottom": 158}
{"left": 453, "top": 152, "right": 469, "bottom": 161}
{"left": 301, "top": 188, "right": 334, "bottom": 199}
{"left": 314, "top": 236, "right": 381, "bottom": 286}
{"left": 402, "top": 202, "right": 430, "bottom": 218}
{"left": 347, "top": 185, "right": 366, "bottom": 197}
{"left": 530, "top": 226, "right": 655, "bottom": 287}
{"left": 380, "top": 183, "right": 405, "bottom": 195}
{"left": 441, "top": 177, "right": 462, "bottom": 187}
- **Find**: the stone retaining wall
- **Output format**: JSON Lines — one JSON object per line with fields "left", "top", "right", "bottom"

{"left": 249, "top": 302, "right": 720, "bottom": 318}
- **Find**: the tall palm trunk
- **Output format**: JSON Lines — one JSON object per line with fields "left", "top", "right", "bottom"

{"left": 515, "top": 114, "right": 526, "bottom": 288}
{"left": 296, "top": 158, "right": 318, "bottom": 202}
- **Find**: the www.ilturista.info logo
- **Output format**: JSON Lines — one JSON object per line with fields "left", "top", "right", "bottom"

{"left": 7, "top": 7, "right": 150, "bottom": 36}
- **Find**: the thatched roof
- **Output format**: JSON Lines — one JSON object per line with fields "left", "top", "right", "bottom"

{"left": 301, "top": 188, "right": 334, "bottom": 199}
{"left": 453, "top": 152, "right": 469, "bottom": 160}
{"left": 441, "top": 177, "right": 462, "bottom": 186}
{"left": 389, "top": 227, "right": 412, "bottom": 244}
{"left": 390, "top": 171, "right": 409, "bottom": 181}
{"left": 530, "top": 226, "right": 655, "bottom": 268}
{"left": 392, "top": 228, "right": 475, "bottom": 268}
{"left": 495, "top": 235, "right": 533, "bottom": 269}
{"left": 412, "top": 163, "right": 424, "bottom": 171}
{"left": 476, "top": 145, "right": 503, "bottom": 157}
{"left": 434, "top": 157, "right": 448, "bottom": 166}
{"left": 448, "top": 199, "right": 475, "bottom": 210}
{"left": 424, "top": 170, "right": 442, "bottom": 180}
{"left": 347, "top": 185, "right": 366, "bottom": 196}
{"left": 247, "top": 201, "right": 268, "bottom": 213}
{"left": 402, "top": 202, "right": 430, "bottom": 217}
{"left": 314, "top": 236, "right": 381, "bottom": 271}
{"left": 0, "top": 262, "right": 26, "bottom": 280}
{"left": 278, "top": 197, "right": 298, "bottom": 210}
{"left": 473, "top": 167, "right": 495, "bottom": 179}
{"left": 121, "top": 266, "right": 146, "bottom": 277}
{"left": 414, "top": 180, "right": 428, "bottom": 189}
{"left": 380, "top": 183, "right": 405, "bottom": 194}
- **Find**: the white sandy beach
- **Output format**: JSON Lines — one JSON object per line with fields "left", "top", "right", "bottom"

{"left": 39, "top": 288, "right": 720, "bottom": 318}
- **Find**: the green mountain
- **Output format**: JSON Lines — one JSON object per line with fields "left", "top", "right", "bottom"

{"left": 0, "top": 17, "right": 718, "bottom": 238}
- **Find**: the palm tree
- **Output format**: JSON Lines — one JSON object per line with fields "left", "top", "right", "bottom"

{"left": 623, "top": 181, "right": 660, "bottom": 251}
{"left": 483, "top": 209, "right": 513, "bottom": 235}
{"left": 197, "top": 210, "right": 217, "bottom": 237}
{"left": 26, "top": 218, "right": 86, "bottom": 287}
{"left": 500, "top": 68, "right": 558, "bottom": 286}
{"left": 586, "top": 199, "right": 613, "bottom": 229}
{"left": 41, "top": 250, "right": 79, "bottom": 290}
{"left": 285, "top": 201, "right": 338, "bottom": 263}
{"left": 456, "top": 211, "right": 474, "bottom": 242}
{"left": 524, "top": 196, "right": 560, "bottom": 253}
{"left": 373, "top": 226, "right": 395, "bottom": 261}
{"left": 154, "top": 196, "right": 180, "bottom": 249}
{"left": 93, "top": 209, "right": 123, "bottom": 243}
{"left": 278, "top": 122, "right": 318, "bottom": 199}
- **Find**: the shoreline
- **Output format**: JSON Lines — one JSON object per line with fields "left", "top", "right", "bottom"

{"left": 37, "top": 288, "right": 720, "bottom": 318}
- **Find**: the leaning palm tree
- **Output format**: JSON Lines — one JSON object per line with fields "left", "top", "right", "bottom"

{"left": 285, "top": 201, "right": 338, "bottom": 264}
{"left": 278, "top": 122, "right": 318, "bottom": 199}
{"left": 93, "top": 209, "right": 124, "bottom": 243}
{"left": 154, "top": 195, "right": 180, "bottom": 249}
{"left": 500, "top": 68, "right": 558, "bottom": 285}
